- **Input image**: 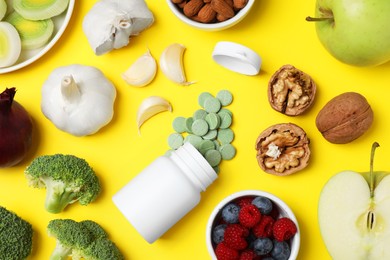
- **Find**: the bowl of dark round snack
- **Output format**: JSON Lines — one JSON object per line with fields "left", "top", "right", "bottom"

{"left": 206, "top": 190, "right": 300, "bottom": 260}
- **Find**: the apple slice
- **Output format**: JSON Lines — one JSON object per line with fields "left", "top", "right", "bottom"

{"left": 319, "top": 142, "right": 390, "bottom": 259}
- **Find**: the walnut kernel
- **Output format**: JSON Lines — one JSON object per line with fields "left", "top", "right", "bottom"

{"left": 268, "top": 65, "right": 316, "bottom": 116}
{"left": 255, "top": 123, "right": 310, "bottom": 176}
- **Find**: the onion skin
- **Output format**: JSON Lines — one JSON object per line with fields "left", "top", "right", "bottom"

{"left": 0, "top": 88, "right": 33, "bottom": 168}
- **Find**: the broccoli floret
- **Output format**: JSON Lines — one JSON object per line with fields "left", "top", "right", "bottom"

{"left": 47, "top": 219, "right": 124, "bottom": 260}
{"left": 25, "top": 154, "right": 101, "bottom": 214}
{"left": 79, "top": 220, "right": 108, "bottom": 240}
{"left": 0, "top": 206, "right": 33, "bottom": 260}
{"left": 47, "top": 219, "right": 94, "bottom": 260}
{"left": 76, "top": 238, "right": 124, "bottom": 260}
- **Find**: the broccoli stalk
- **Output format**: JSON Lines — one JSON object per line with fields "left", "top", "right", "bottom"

{"left": 0, "top": 206, "right": 33, "bottom": 260}
{"left": 25, "top": 154, "right": 101, "bottom": 214}
{"left": 43, "top": 177, "right": 80, "bottom": 214}
{"left": 50, "top": 242, "right": 72, "bottom": 260}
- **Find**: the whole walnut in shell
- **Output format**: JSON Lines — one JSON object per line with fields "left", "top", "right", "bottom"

{"left": 316, "top": 92, "right": 373, "bottom": 144}
{"left": 255, "top": 123, "right": 311, "bottom": 176}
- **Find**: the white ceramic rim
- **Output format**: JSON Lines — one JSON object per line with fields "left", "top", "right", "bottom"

{"left": 0, "top": 0, "right": 75, "bottom": 74}
{"left": 206, "top": 190, "right": 301, "bottom": 260}
{"left": 166, "top": 0, "right": 255, "bottom": 31}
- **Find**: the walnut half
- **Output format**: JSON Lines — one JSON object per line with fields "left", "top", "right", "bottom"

{"left": 255, "top": 123, "right": 311, "bottom": 176}
{"left": 268, "top": 65, "right": 316, "bottom": 116}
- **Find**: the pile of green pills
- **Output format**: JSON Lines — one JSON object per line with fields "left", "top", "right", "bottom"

{"left": 167, "top": 90, "right": 236, "bottom": 173}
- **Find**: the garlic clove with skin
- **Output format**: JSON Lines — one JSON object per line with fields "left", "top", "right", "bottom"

{"left": 82, "top": 0, "right": 154, "bottom": 55}
{"left": 122, "top": 49, "right": 156, "bottom": 87}
{"left": 160, "top": 43, "right": 194, "bottom": 86}
{"left": 137, "top": 96, "right": 172, "bottom": 134}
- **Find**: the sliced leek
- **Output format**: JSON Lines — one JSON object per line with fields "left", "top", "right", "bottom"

{"left": 13, "top": 0, "right": 69, "bottom": 20}
{"left": 6, "top": 11, "right": 54, "bottom": 50}
{"left": 0, "top": 0, "right": 6, "bottom": 20}
{"left": 0, "top": 21, "right": 21, "bottom": 68}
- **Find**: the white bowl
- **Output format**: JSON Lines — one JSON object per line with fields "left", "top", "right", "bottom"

{"left": 166, "top": 0, "right": 255, "bottom": 31}
{"left": 206, "top": 190, "right": 300, "bottom": 259}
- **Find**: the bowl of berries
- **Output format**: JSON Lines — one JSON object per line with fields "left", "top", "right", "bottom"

{"left": 206, "top": 190, "right": 300, "bottom": 260}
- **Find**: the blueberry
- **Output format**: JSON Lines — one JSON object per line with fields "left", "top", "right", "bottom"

{"left": 221, "top": 203, "right": 240, "bottom": 223}
{"left": 212, "top": 224, "right": 227, "bottom": 244}
{"left": 252, "top": 196, "right": 273, "bottom": 215}
{"left": 253, "top": 237, "right": 273, "bottom": 256}
{"left": 271, "top": 240, "right": 291, "bottom": 260}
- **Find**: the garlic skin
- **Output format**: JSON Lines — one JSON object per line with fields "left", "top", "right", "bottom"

{"left": 122, "top": 49, "right": 156, "bottom": 87}
{"left": 41, "top": 64, "right": 116, "bottom": 136}
{"left": 160, "top": 43, "right": 193, "bottom": 86}
{"left": 137, "top": 96, "right": 172, "bottom": 133}
{"left": 82, "top": 0, "right": 154, "bottom": 55}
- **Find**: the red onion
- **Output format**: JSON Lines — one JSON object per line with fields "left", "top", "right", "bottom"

{"left": 0, "top": 88, "right": 33, "bottom": 168}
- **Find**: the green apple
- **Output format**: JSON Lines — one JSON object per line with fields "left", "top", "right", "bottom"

{"left": 319, "top": 142, "right": 390, "bottom": 259}
{"left": 307, "top": 0, "right": 390, "bottom": 67}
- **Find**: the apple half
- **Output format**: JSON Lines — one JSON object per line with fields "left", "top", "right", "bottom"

{"left": 319, "top": 142, "right": 390, "bottom": 259}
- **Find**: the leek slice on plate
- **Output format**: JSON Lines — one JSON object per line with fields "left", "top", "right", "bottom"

{"left": 13, "top": 0, "right": 69, "bottom": 20}
{"left": 6, "top": 11, "right": 54, "bottom": 49}
{"left": 0, "top": 21, "right": 21, "bottom": 68}
{"left": 0, "top": 0, "right": 6, "bottom": 20}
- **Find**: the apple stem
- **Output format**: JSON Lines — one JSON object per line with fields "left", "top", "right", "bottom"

{"left": 370, "top": 142, "right": 380, "bottom": 197}
{"left": 305, "top": 16, "right": 333, "bottom": 22}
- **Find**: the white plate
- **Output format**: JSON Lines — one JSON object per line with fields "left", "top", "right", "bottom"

{"left": 0, "top": 0, "right": 75, "bottom": 74}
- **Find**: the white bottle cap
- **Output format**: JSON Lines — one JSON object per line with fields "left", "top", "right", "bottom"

{"left": 212, "top": 41, "right": 261, "bottom": 75}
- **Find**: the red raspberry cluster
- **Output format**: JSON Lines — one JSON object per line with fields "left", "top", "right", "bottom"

{"left": 213, "top": 196, "right": 298, "bottom": 260}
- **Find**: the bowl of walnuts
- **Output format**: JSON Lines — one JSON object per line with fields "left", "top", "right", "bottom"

{"left": 206, "top": 190, "right": 300, "bottom": 259}
{"left": 166, "top": 0, "right": 255, "bottom": 31}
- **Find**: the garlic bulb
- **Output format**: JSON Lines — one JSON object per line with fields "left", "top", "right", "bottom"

{"left": 160, "top": 43, "right": 193, "bottom": 86}
{"left": 82, "top": 0, "right": 154, "bottom": 55}
{"left": 137, "top": 96, "right": 172, "bottom": 133}
{"left": 41, "top": 64, "right": 116, "bottom": 136}
{"left": 122, "top": 49, "right": 156, "bottom": 87}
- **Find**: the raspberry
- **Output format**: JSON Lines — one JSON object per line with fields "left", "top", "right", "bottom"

{"left": 253, "top": 215, "right": 275, "bottom": 238}
{"left": 238, "top": 204, "right": 261, "bottom": 228}
{"left": 224, "top": 224, "right": 249, "bottom": 250}
{"left": 236, "top": 197, "right": 253, "bottom": 208}
{"left": 239, "top": 249, "right": 256, "bottom": 260}
{"left": 215, "top": 242, "right": 239, "bottom": 260}
{"left": 273, "top": 217, "right": 297, "bottom": 242}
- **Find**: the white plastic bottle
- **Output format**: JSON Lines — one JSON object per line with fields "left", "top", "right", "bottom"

{"left": 112, "top": 142, "right": 218, "bottom": 243}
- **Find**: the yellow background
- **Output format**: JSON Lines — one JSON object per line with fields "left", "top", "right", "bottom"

{"left": 2, "top": 1, "right": 390, "bottom": 259}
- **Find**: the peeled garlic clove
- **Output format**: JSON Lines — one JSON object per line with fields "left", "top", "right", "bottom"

{"left": 122, "top": 49, "right": 156, "bottom": 87}
{"left": 82, "top": 0, "right": 154, "bottom": 55}
{"left": 137, "top": 96, "right": 172, "bottom": 133}
{"left": 160, "top": 43, "right": 194, "bottom": 86}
